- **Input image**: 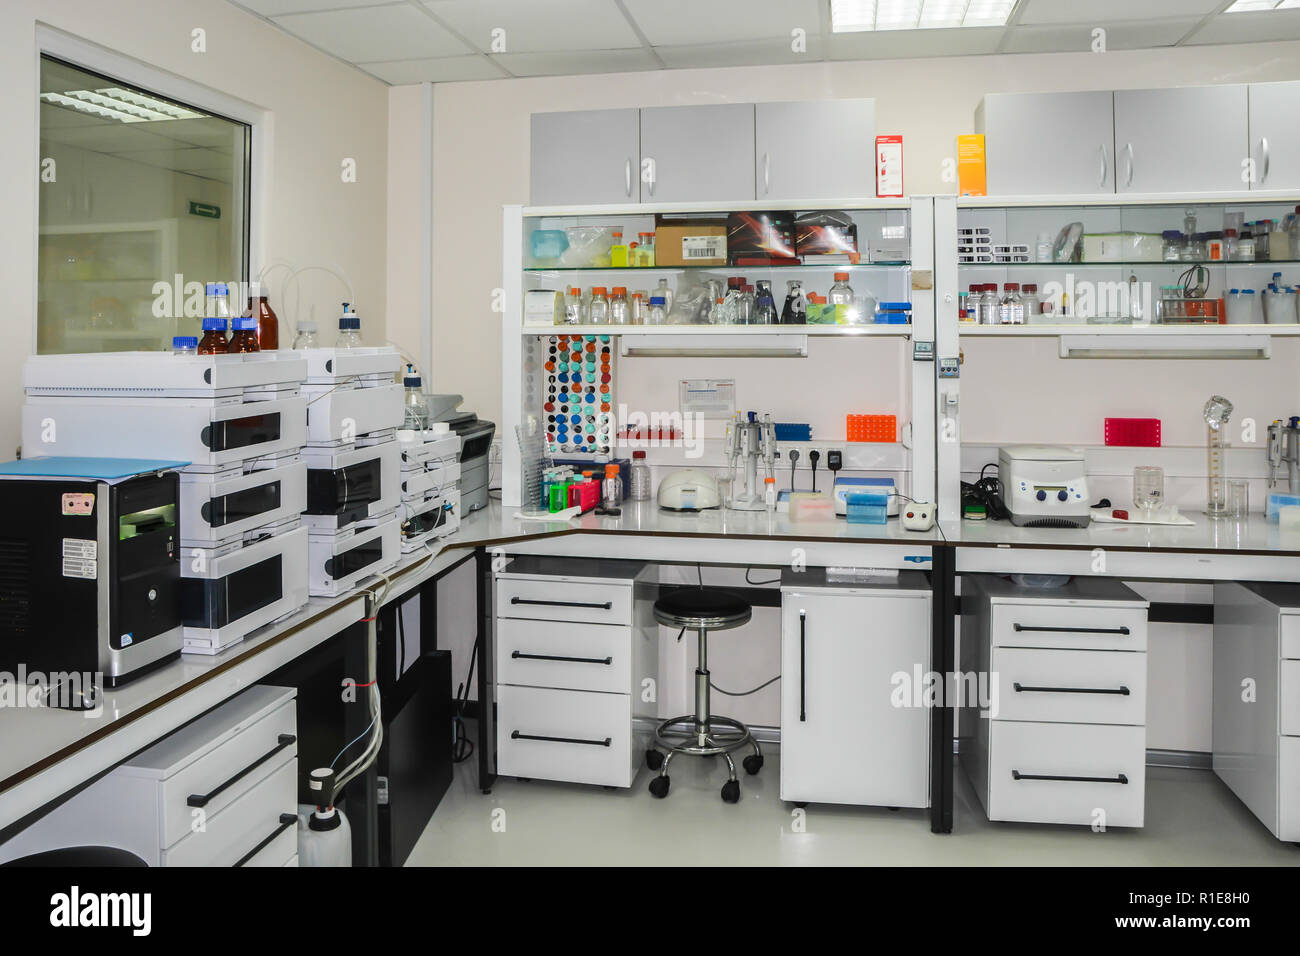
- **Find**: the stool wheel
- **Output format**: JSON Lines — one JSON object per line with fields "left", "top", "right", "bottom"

{"left": 720, "top": 780, "right": 740, "bottom": 804}
{"left": 644, "top": 749, "right": 664, "bottom": 771}
{"left": 649, "top": 775, "right": 670, "bottom": 799}
{"left": 742, "top": 754, "right": 764, "bottom": 776}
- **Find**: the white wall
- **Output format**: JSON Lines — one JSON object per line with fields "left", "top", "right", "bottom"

{"left": 1, "top": 0, "right": 390, "bottom": 458}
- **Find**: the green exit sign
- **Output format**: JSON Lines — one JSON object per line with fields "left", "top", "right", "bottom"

{"left": 188, "top": 201, "right": 221, "bottom": 220}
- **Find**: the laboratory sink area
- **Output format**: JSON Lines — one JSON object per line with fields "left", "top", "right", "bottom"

{"left": 9, "top": 0, "right": 1300, "bottom": 938}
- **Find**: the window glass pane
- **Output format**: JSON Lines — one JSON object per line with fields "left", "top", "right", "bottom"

{"left": 37, "top": 55, "right": 250, "bottom": 353}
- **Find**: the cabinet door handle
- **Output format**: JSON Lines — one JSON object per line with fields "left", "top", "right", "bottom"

{"left": 646, "top": 157, "right": 655, "bottom": 197}
{"left": 187, "top": 733, "right": 296, "bottom": 808}
{"left": 1098, "top": 143, "right": 1108, "bottom": 187}
{"left": 511, "top": 731, "right": 611, "bottom": 747}
{"left": 1013, "top": 623, "right": 1130, "bottom": 636}
{"left": 1012, "top": 770, "right": 1129, "bottom": 785}
{"left": 1013, "top": 682, "right": 1130, "bottom": 696}
{"left": 511, "top": 597, "right": 612, "bottom": 610}
{"left": 1260, "top": 137, "right": 1270, "bottom": 185}
{"left": 1123, "top": 142, "right": 1134, "bottom": 187}
{"left": 798, "top": 609, "right": 807, "bottom": 722}
{"left": 233, "top": 813, "right": 298, "bottom": 867}
{"left": 512, "top": 651, "right": 612, "bottom": 665}
{"left": 625, "top": 157, "right": 632, "bottom": 197}
{"left": 763, "top": 152, "right": 770, "bottom": 195}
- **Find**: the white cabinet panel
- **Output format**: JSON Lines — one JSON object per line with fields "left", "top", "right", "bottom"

{"left": 779, "top": 586, "right": 930, "bottom": 808}
{"left": 497, "top": 684, "right": 634, "bottom": 787}
{"left": 530, "top": 108, "right": 640, "bottom": 205}
{"left": 755, "top": 100, "right": 875, "bottom": 201}
{"left": 1114, "top": 86, "right": 1249, "bottom": 194}
{"left": 640, "top": 104, "right": 756, "bottom": 203}
{"left": 976, "top": 91, "right": 1115, "bottom": 196}
{"left": 1250, "top": 81, "right": 1300, "bottom": 191}
{"left": 992, "top": 646, "right": 1147, "bottom": 726}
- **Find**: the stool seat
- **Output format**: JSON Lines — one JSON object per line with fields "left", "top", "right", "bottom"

{"left": 654, "top": 587, "right": 752, "bottom": 630}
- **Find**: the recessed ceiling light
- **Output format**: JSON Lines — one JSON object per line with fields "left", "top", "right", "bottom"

{"left": 830, "top": 0, "right": 1018, "bottom": 32}
{"left": 1224, "top": 0, "right": 1300, "bottom": 10}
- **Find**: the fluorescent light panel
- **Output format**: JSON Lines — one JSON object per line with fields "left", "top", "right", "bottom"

{"left": 40, "top": 87, "right": 203, "bottom": 124}
{"left": 1224, "top": 0, "right": 1300, "bottom": 10}
{"left": 830, "top": 0, "right": 1017, "bottom": 31}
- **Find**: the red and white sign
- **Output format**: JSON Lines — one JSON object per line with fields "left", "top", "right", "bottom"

{"left": 876, "top": 134, "right": 903, "bottom": 198}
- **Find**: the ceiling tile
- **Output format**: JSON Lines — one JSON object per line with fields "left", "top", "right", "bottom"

{"left": 1017, "top": 0, "right": 1223, "bottom": 25}
{"left": 491, "top": 48, "right": 661, "bottom": 77}
{"left": 39, "top": 125, "right": 180, "bottom": 152}
{"left": 424, "top": 0, "right": 643, "bottom": 53}
{"left": 827, "top": 25, "right": 1004, "bottom": 60}
{"left": 1002, "top": 18, "right": 1204, "bottom": 54}
{"left": 230, "top": 0, "right": 396, "bottom": 16}
{"left": 108, "top": 147, "right": 232, "bottom": 173}
{"left": 655, "top": 36, "right": 826, "bottom": 70}
{"left": 357, "top": 54, "right": 505, "bottom": 84}
{"left": 271, "top": 3, "right": 471, "bottom": 62}
{"left": 623, "top": 0, "right": 823, "bottom": 47}
{"left": 1185, "top": 8, "right": 1300, "bottom": 43}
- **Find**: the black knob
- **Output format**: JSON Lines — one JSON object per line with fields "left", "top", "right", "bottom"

{"left": 1058, "top": 490, "right": 1069, "bottom": 502}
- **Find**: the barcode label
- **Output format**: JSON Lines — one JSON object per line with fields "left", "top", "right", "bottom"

{"left": 682, "top": 236, "right": 724, "bottom": 259}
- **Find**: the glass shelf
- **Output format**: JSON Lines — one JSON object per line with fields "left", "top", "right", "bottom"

{"left": 959, "top": 259, "right": 1300, "bottom": 268}
{"left": 525, "top": 261, "right": 909, "bottom": 272}
{"left": 522, "top": 323, "right": 912, "bottom": 336}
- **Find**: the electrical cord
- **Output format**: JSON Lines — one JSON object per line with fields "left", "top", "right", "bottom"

{"left": 710, "top": 675, "right": 781, "bottom": 697}
{"left": 961, "top": 463, "right": 1011, "bottom": 521}
{"left": 745, "top": 566, "right": 781, "bottom": 586}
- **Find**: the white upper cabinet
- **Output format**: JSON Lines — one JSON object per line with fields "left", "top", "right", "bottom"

{"left": 530, "top": 108, "right": 641, "bottom": 206}
{"left": 977, "top": 91, "right": 1116, "bottom": 196}
{"left": 755, "top": 99, "right": 876, "bottom": 201}
{"left": 639, "top": 104, "right": 756, "bottom": 204}
{"left": 1114, "top": 86, "right": 1249, "bottom": 194}
{"left": 1248, "top": 81, "right": 1300, "bottom": 192}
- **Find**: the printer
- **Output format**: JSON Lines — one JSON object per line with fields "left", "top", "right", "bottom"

{"left": 427, "top": 394, "right": 495, "bottom": 513}
{"left": 998, "top": 445, "right": 1091, "bottom": 528}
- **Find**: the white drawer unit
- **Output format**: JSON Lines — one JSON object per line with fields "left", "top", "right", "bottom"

{"left": 496, "top": 684, "right": 635, "bottom": 788}
{"left": 497, "top": 617, "right": 631, "bottom": 694}
{"left": 497, "top": 575, "right": 633, "bottom": 626}
{"left": 303, "top": 382, "right": 403, "bottom": 445}
{"left": 984, "top": 721, "right": 1146, "bottom": 828}
{"left": 778, "top": 573, "right": 933, "bottom": 809}
{"left": 23, "top": 392, "right": 308, "bottom": 470}
{"left": 960, "top": 574, "right": 1149, "bottom": 828}
{"left": 308, "top": 513, "right": 400, "bottom": 596}
{"left": 1213, "top": 582, "right": 1300, "bottom": 842}
{"left": 301, "top": 439, "right": 401, "bottom": 531}
{"left": 0, "top": 686, "right": 298, "bottom": 867}
{"left": 992, "top": 647, "right": 1147, "bottom": 726}
{"left": 179, "top": 456, "right": 307, "bottom": 548}
{"left": 494, "top": 556, "right": 657, "bottom": 789}
{"left": 181, "top": 524, "right": 309, "bottom": 655}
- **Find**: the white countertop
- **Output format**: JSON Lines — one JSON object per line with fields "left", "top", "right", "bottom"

{"left": 946, "top": 512, "right": 1300, "bottom": 555}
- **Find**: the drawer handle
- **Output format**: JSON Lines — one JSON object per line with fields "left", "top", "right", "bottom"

{"left": 233, "top": 813, "right": 298, "bottom": 867}
{"left": 512, "top": 651, "right": 613, "bottom": 665}
{"left": 1011, "top": 770, "right": 1129, "bottom": 785}
{"left": 1013, "top": 624, "right": 1130, "bottom": 636}
{"left": 511, "top": 597, "right": 612, "bottom": 610}
{"left": 799, "top": 610, "right": 807, "bottom": 722}
{"left": 1013, "top": 682, "right": 1131, "bottom": 696}
{"left": 187, "top": 733, "right": 297, "bottom": 808}
{"left": 511, "top": 730, "right": 611, "bottom": 747}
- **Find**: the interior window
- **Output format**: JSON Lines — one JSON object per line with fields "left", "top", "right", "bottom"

{"left": 37, "top": 55, "right": 251, "bottom": 353}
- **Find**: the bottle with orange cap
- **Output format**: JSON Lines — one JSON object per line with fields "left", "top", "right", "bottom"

{"left": 600, "top": 463, "right": 623, "bottom": 512}
{"left": 609, "top": 287, "right": 629, "bottom": 325}
{"left": 589, "top": 287, "right": 609, "bottom": 325}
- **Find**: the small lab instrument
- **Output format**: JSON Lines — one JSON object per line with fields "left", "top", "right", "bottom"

{"left": 724, "top": 412, "right": 777, "bottom": 512}
{"left": 1204, "top": 395, "right": 1234, "bottom": 518}
{"left": 832, "top": 476, "right": 900, "bottom": 517}
{"left": 0, "top": 457, "right": 187, "bottom": 693}
{"left": 998, "top": 445, "right": 1091, "bottom": 528}
{"left": 900, "top": 501, "right": 936, "bottom": 531}
{"left": 1268, "top": 416, "right": 1300, "bottom": 493}
{"left": 657, "top": 469, "right": 721, "bottom": 512}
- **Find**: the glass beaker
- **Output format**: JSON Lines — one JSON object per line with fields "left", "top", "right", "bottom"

{"left": 1133, "top": 466, "right": 1164, "bottom": 519}
{"left": 1227, "top": 479, "right": 1250, "bottom": 519}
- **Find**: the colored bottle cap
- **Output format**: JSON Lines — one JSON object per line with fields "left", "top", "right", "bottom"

{"left": 202, "top": 317, "right": 228, "bottom": 331}
{"left": 172, "top": 336, "right": 198, "bottom": 349}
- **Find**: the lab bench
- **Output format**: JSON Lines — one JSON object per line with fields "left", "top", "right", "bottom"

{"left": 7, "top": 500, "right": 1300, "bottom": 857}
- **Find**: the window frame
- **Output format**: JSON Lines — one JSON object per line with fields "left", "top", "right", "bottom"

{"left": 33, "top": 25, "right": 267, "bottom": 350}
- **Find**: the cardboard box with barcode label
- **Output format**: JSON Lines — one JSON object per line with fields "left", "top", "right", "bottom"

{"left": 655, "top": 222, "right": 728, "bottom": 266}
